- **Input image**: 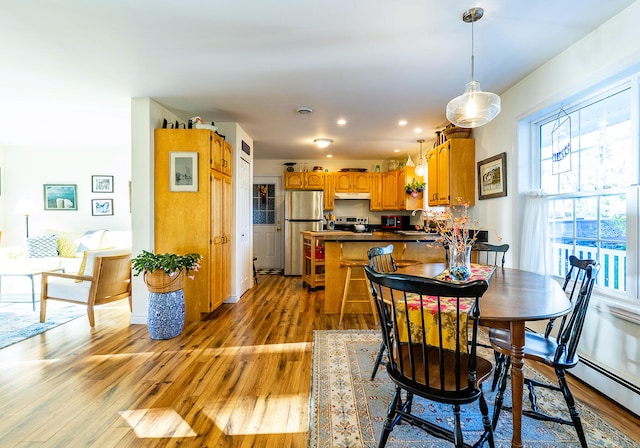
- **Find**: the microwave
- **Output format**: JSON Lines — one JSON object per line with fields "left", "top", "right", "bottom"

{"left": 381, "top": 215, "right": 410, "bottom": 230}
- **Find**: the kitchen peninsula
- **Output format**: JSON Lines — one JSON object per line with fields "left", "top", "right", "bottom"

{"left": 307, "top": 231, "right": 445, "bottom": 314}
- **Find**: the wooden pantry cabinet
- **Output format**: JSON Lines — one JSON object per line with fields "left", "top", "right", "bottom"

{"left": 154, "top": 129, "right": 232, "bottom": 320}
{"left": 427, "top": 138, "right": 475, "bottom": 206}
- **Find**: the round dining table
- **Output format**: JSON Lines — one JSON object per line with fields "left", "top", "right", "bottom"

{"left": 397, "top": 263, "right": 572, "bottom": 448}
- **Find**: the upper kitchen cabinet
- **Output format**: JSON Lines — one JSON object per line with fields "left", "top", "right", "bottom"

{"left": 427, "top": 139, "right": 475, "bottom": 207}
{"left": 398, "top": 166, "right": 424, "bottom": 211}
{"left": 381, "top": 171, "right": 399, "bottom": 210}
{"left": 334, "top": 171, "right": 370, "bottom": 193}
{"left": 324, "top": 172, "right": 335, "bottom": 210}
{"left": 285, "top": 171, "right": 324, "bottom": 190}
{"left": 211, "top": 132, "right": 232, "bottom": 175}
{"left": 369, "top": 172, "right": 383, "bottom": 211}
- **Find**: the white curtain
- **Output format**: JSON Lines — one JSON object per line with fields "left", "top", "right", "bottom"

{"left": 520, "top": 190, "right": 551, "bottom": 274}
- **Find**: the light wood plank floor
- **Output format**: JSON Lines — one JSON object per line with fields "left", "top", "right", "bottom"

{"left": 0, "top": 273, "right": 638, "bottom": 447}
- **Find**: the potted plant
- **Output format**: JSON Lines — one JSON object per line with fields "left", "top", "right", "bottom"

{"left": 405, "top": 178, "right": 426, "bottom": 197}
{"left": 131, "top": 250, "right": 202, "bottom": 339}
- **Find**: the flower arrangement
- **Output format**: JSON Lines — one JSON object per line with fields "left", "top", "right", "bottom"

{"left": 131, "top": 250, "right": 202, "bottom": 279}
{"left": 405, "top": 178, "right": 426, "bottom": 194}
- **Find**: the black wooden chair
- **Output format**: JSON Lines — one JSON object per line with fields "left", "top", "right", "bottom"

{"left": 471, "top": 242, "right": 510, "bottom": 267}
{"left": 490, "top": 258, "right": 599, "bottom": 448}
{"left": 367, "top": 244, "right": 397, "bottom": 380}
{"left": 364, "top": 266, "right": 495, "bottom": 448}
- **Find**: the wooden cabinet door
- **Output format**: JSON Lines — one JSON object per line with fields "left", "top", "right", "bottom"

{"left": 222, "top": 173, "right": 232, "bottom": 301}
{"left": 222, "top": 140, "right": 232, "bottom": 175}
{"left": 305, "top": 172, "right": 324, "bottom": 190}
{"left": 437, "top": 143, "right": 451, "bottom": 206}
{"left": 352, "top": 172, "right": 370, "bottom": 192}
{"left": 427, "top": 148, "right": 439, "bottom": 207}
{"left": 211, "top": 132, "right": 224, "bottom": 172}
{"left": 210, "top": 171, "right": 224, "bottom": 311}
{"left": 334, "top": 172, "right": 352, "bottom": 192}
{"left": 382, "top": 171, "right": 398, "bottom": 210}
{"left": 285, "top": 172, "right": 304, "bottom": 189}
{"left": 323, "top": 173, "right": 335, "bottom": 210}
{"left": 397, "top": 169, "right": 407, "bottom": 210}
{"left": 370, "top": 172, "right": 383, "bottom": 211}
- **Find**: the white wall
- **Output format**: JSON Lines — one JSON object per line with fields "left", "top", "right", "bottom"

{"left": 473, "top": 1, "right": 640, "bottom": 413}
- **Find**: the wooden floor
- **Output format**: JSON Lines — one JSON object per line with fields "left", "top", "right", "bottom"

{"left": 0, "top": 273, "right": 638, "bottom": 447}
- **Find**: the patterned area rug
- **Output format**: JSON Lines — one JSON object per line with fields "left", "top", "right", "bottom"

{"left": 309, "top": 330, "right": 636, "bottom": 448}
{"left": 0, "top": 301, "right": 85, "bottom": 350}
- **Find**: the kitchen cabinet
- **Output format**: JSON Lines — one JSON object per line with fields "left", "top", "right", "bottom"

{"left": 398, "top": 166, "right": 424, "bottom": 211}
{"left": 301, "top": 232, "right": 326, "bottom": 290}
{"left": 154, "top": 128, "right": 232, "bottom": 320}
{"left": 285, "top": 171, "right": 324, "bottom": 190}
{"left": 427, "top": 139, "right": 475, "bottom": 207}
{"left": 334, "top": 171, "right": 370, "bottom": 192}
{"left": 211, "top": 132, "right": 232, "bottom": 175}
{"left": 382, "top": 171, "right": 399, "bottom": 210}
{"left": 323, "top": 172, "right": 335, "bottom": 210}
{"left": 369, "top": 172, "right": 383, "bottom": 211}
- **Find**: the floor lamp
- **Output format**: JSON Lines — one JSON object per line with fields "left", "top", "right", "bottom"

{"left": 13, "top": 199, "right": 35, "bottom": 239}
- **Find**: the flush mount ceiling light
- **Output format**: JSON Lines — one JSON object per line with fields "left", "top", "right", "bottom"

{"left": 296, "top": 107, "right": 313, "bottom": 115}
{"left": 446, "top": 7, "right": 501, "bottom": 128}
{"left": 314, "top": 138, "right": 333, "bottom": 148}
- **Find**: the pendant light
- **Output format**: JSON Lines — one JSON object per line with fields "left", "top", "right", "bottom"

{"left": 415, "top": 139, "right": 427, "bottom": 176}
{"left": 446, "top": 7, "right": 501, "bottom": 128}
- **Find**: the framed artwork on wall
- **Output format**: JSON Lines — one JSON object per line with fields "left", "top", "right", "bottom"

{"left": 92, "top": 175, "right": 114, "bottom": 193}
{"left": 170, "top": 152, "right": 198, "bottom": 192}
{"left": 478, "top": 152, "right": 507, "bottom": 200}
{"left": 43, "top": 184, "right": 78, "bottom": 210}
{"left": 91, "top": 199, "right": 113, "bottom": 216}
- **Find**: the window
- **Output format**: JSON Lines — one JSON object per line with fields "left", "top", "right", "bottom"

{"left": 253, "top": 183, "right": 276, "bottom": 225}
{"left": 537, "top": 79, "right": 637, "bottom": 300}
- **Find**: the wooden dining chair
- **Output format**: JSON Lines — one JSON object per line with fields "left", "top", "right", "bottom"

{"left": 367, "top": 244, "right": 397, "bottom": 380}
{"left": 364, "top": 266, "right": 495, "bottom": 448}
{"left": 471, "top": 242, "right": 510, "bottom": 267}
{"left": 490, "top": 259, "right": 599, "bottom": 448}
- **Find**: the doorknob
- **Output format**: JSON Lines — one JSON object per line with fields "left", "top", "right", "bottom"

{"left": 277, "top": 227, "right": 280, "bottom": 231}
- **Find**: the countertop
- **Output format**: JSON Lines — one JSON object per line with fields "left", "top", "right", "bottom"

{"left": 318, "top": 232, "right": 441, "bottom": 242}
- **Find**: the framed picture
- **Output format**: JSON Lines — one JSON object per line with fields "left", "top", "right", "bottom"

{"left": 92, "top": 175, "right": 114, "bottom": 193}
{"left": 170, "top": 152, "right": 198, "bottom": 192}
{"left": 91, "top": 199, "right": 114, "bottom": 216}
{"left": 478, "top": 152, "right": 507, "bottom": 200}
{"left": 43, "top": 184, "right": 78, "bottom": 210}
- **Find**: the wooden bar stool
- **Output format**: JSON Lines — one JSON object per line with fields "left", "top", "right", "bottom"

{"left": 339, "top": 244, "right": 379, "bottom": 326}
{"left": 394, "top": 243, "right": 421, "bottom": 267}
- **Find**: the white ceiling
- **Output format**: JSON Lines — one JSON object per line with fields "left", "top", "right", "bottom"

{"left": 0, "top": 0, "right": 635, "bottom": 160}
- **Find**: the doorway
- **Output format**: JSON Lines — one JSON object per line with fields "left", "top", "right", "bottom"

{"left": 253, "top": 176, "right": 284, "bottom": 271}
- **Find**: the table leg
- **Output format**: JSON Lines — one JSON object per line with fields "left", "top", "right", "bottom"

{"left": 28, "top": 274, "right": 36, "bottom": 311}
{"left": 509, "top": 320, "right": 525, "bottom": 448}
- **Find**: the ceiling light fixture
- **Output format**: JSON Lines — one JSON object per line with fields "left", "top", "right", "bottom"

{"left": 414, "top": 139, "right": 427, "bottom": 177}
{"left": 314, "top": 138, "right": 333, "bottom": 148}
{"left": 446, "top": 7, "right": 501, "bottom": 128}
{"left": 296, "top": 107, "right": 313, "bottom": 115}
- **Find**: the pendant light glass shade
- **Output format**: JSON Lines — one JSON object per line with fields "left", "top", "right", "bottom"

{"left": 446, "top": 80, "right": 501, "bottom": 128}
{"left": 445, "top": 7, "right": 500, "bottom": 128}
{"left": 414, "top": 139, "right": 427, "bottom": 176}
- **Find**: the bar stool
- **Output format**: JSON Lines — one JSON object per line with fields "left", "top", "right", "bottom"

{"left": 339, "top": 244, "right": 379, "bottom": 326}
{"left": 394, "top": 243, "right": 421, "bottom": 267}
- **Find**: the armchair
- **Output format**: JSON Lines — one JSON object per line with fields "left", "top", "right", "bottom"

{"left": 40, "top": 249, "right": 132, "bottom": 327}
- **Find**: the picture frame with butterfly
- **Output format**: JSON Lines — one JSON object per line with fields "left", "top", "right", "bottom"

{"left": 91, "top": 198, "right": 114, "bottom": 216}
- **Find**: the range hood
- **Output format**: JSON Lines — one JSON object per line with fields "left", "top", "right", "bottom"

{"left": 335, "top": 192, "right": 371, "bottom": 200}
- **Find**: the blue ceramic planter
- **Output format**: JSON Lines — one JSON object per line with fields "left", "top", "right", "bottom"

{"left": 147, "top": 290, "right": 185, "bottom": 339}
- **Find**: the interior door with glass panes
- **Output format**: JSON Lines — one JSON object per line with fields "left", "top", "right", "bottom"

{"left": 253, "top": 176, "right": 283, "bottom": 272}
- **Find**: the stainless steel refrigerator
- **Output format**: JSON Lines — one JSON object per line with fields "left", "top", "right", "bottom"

{"left": 284, "top": 190, "right": 324, "bottom": 275}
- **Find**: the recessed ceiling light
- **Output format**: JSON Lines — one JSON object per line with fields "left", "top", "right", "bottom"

{"left": 398, "top": 120, "right": 407, "bottom": 126}
{"left": 414, "top": 128, "right": 423, "bottom": 133}
{"left": 394, "top": 149, "right": 400, "bottom": 153}
{"left": 337, "top": 118, "right": 346, "bottom": 125}
{"left": 296, "top": 107, "right": 313, "bottom": 115}
{"left": 326, "top": 154, "right": 333, "bottom": 158}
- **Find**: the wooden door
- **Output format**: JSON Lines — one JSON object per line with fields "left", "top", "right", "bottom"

{"left": 222, "top": 173, "right": 233, "bottom": 301}
{"left": 211, "top": 132, "right": 224, "bottom": 172}
{"left": 323, "top": 173, "right": 335, "bottom": 210}
{"left": 305, "top": 172, "right": 324, "bottom": 190}
{"left": 222, "top": 140, "right": 233, "bottom": 175}
{"left": 284, "top": 172, "right": 304, "bottom": 189}
{"left": 210, "top": 170, "right": 224, "bottom": 311}
{"left": 334, "top": 172, "right": 352, "bottom": 192}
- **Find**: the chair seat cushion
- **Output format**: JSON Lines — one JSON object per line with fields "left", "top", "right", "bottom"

{"left": 46, "top": 277, "right": 91, "bottom": 303}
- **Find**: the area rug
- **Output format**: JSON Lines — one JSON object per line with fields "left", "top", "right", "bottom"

{"left": 308, "top": 330, "right": 636, "bottom": 448}
{"left": 0, "top": 301, "right": 86, "bottom": 350}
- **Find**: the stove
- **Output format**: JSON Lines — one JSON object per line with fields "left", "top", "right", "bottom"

{"left": 334, "top": 216, "right": 368, "bottom": 226}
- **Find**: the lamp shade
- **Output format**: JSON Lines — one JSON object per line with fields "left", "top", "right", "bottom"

{"left": 446, "top": 81, "right": 501, "bottom": 128}
{"left": 313, "top": 138, "right": 333, "bottom": 148}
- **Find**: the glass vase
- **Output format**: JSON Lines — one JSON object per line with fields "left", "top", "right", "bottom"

{"left": 449, "top": 245, "right": 472, "bottom": 281}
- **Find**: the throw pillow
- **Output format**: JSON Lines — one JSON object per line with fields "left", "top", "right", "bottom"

{"left": 76, "top": 229, "right": 106, "bottom": 256}
{"left": 26, "top": 234, "right": 59, "bottom": 258}
{"left": 48, "top": 230, "right": 83, "bottom": 257}
{"left": 75, "top": 247, "right": 115, "bottom": 282}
